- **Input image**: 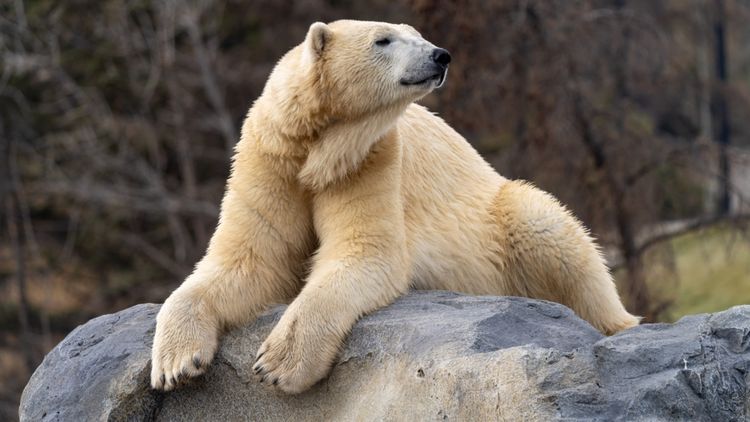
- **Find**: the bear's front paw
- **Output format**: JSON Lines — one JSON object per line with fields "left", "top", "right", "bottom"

{"left": 252, "top": 308, "right": 342, "bottom": 394}
{"left": 150, "top": 295, "right": 219, "bottom": 391}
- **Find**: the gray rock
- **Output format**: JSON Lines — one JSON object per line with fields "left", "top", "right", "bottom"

{"left": 19, "top": 291, "right": 750, "bottom": 421}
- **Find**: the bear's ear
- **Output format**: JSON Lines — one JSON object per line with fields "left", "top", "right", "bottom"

{"left": 305, "top": 22, "right": 332, "bottom": 60}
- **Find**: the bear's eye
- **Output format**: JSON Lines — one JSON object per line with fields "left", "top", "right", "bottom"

{"left": 375, "top": 37, "right": 391, "bottom": 47}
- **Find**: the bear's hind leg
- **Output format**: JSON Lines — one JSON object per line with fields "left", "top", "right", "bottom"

{"left": 490, "top": 181, "right": 639, "bottom": 335}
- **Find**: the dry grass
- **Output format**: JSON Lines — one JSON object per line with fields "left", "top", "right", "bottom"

{"left": 618, "top": 225, "right": 750, "bottom": 322}
{"left": 664, "top": 226, "right": 750, "bottom": 320}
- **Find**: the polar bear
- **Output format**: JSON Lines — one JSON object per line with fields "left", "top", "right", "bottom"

{"left": 150, "top": 20, "right": 639, "bottom": 394}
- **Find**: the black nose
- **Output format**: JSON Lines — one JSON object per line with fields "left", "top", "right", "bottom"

{"left": 432, "top": 48, "right": 451, "bottom": 67}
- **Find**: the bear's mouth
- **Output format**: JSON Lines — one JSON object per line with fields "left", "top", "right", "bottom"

{"left": 400, "top": 70, "right": 447, "bottom": 87}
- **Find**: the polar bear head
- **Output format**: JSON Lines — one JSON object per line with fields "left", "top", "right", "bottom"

{"left": 266, "top": 20, "right": 450, "bottom": 125}
{"left": 303, "top": 20, "right": 450, "bottom": 110}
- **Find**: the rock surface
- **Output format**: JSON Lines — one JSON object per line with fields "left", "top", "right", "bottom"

{"left": 20, "top": 291, "right": 750, "bottom": 421}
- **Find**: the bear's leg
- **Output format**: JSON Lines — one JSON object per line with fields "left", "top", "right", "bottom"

{"left": 253, "top": 132, "right": 409, "bottom": 393}
{"left": 151, "top": 162, "right": 315, "bottom": 391}
{"left": 489, "top": 180, "right": 639, "bottom": 335}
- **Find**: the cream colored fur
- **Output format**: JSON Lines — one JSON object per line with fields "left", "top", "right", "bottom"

{"left": 151, "top": 20, "right": 639, "bottom": 394}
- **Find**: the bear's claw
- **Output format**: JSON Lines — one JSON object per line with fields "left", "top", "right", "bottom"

{"left": 192, "top": 354, "right": 203, "bottom": 369}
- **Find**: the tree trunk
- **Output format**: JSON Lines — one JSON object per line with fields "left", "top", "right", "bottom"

{"left": 714, "top": 0, "right": 732, "bottom": 215}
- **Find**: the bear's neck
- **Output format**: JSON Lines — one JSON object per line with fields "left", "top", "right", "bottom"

{"left": 296, "top": 104, "right": 406, "bottom": 191}
{"left": 241, "top": 48, "right": 408, "bottom": 191}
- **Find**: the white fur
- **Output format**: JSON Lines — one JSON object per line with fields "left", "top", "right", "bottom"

{"left": 150, "top": 20, "right": 639, "bottom": 394}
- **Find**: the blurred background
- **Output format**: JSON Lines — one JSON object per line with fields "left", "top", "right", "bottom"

{"left": 2, "top": 0, "right": 750, "bottom": 418}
